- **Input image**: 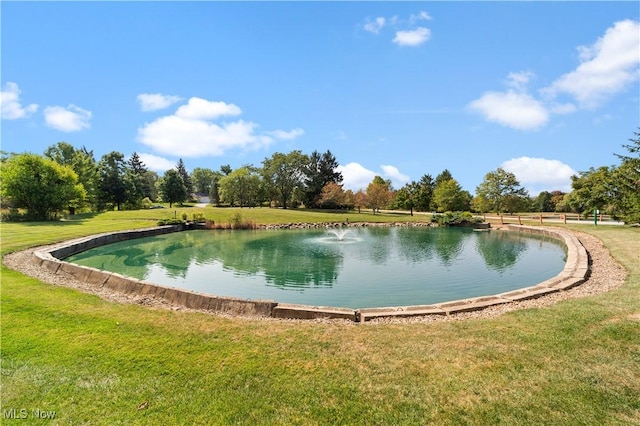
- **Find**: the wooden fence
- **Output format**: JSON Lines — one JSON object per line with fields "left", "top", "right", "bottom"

{"left": 481, "top": 213, "right": 615, "bottom": 225}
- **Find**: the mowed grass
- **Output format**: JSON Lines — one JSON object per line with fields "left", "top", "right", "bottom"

{"left": 1, "top": 209, "right": 639, "bottom": 425}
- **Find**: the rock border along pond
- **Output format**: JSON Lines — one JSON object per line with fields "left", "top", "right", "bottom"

{"left": 31, "top": 223, "right": 589, "bottom": 322}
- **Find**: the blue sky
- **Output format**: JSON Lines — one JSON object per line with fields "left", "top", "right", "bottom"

{"left": 2, "top": 2, "right": 639, "bottom": 195}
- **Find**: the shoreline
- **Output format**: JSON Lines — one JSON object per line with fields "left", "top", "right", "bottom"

{"left": 2, "top": 227, "right": 627, "bottom": 324}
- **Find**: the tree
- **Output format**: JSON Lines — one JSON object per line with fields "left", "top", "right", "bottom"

{"left": 262, "top": 150, "right": 308, "bottom": 209}
{"left": 415, "top": 174, "right": 435, "bottom": 211}
{"left": 125, "top": 152, "right": 152, "bottom": 208}
{"left": 303, "top": 150, "right": 343, "bottom": 208}
{"left": 159, "top": 169, "right": 187, "bottom": 208}
{"left": 366, "top": 176, "right": 392, "bottom": 214}
{"left": 353, "top": 190, "right": 367, "bottom": 214}
{"left": 44, "top": 141, "right": 76, "bottom": 166}
{"left": 475, "top": 168, "right": 529, "bottom": 213}
{"left": 432, "top": 179, "right": 471, "bottom": 212}
{"left": 97, "top": 151, "right": 129, "bottom": 211}
{"left": 45, "top": 142, "right": 99, "bottom": 210}
{"left": 0, "top": 153, "right": 86, "bottom": 220}
{"left": 318, "top": 182, "right": 346, "bottom": 209}
{"left": 612, "top": 130, "right": 640, "bottom": 223}
{"left": 550, "top": 191, "right": 566, "bottom": 212}
{"left": 176, "top": 159, "right": 193, "bottom": 197}
{"left": 220, "top": 164, "right": 232, "bottom": 176}
{"left": 218, "top": 166, "right": 261, "bottom": 207}
{"left": 394, "top": 181, "right": 421, "bottom": 215}
{"left": 569, "top": 166, "right": 616, "bottom": 216}
{"left": 434, "top": 169, "right": 453, "bottom": 188}
{"left": 191, "top": 167, "right": 219, "bottom": 195}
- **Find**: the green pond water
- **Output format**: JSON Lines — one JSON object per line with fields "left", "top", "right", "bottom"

{"left": 66, "top": 227, "right": 567, "bottom": 309}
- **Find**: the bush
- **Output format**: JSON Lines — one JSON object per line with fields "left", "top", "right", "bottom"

{"left": 192, "top": 212, "right": 206, "bottom": 223}
{"left": 1, "top": 208, "right": 26, "bottom": 222}
{"left": 157, "top": 218, "right": 185, "bottom": 226}
{"left": 435, "top": 211, "right": 483, "bottom": 227}
{"left": 228, "top": 212, "right": 256, "bottom": 229}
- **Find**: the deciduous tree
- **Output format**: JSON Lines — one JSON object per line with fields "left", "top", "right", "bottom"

{"left": 366, "top": 176, "right": 392, "bottom": 214}
{"left": 218, "top": 166, "right": 261, "bottom": 207}
{"left": 432, "top": 179, "right": 470, "bottom": 212}
{"left": 262, "top": 151, "right": 308, "bottom": 209}
{"left": 475, "top": 168, "right": 529, "bottom": 213}
{"left": 0, "top": 153, "right": 85, "bottom": 220}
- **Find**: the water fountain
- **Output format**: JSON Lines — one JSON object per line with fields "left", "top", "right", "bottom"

{"left": 327, "top": 228, "right": 352, "bottom": 241}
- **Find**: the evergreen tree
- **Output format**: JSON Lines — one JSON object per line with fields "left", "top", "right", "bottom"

{"left": 126, "top": 152, "right": 152, "bottom": 206}
{"left": 176, "top": 159, "right": 193, "bottom": 196}
{"left": 303, "top": 150, "right": 343, "bottom": 208}
{"left": 416, "top": 174, "right": 435, "bottom": 211}
{"left": 434, "top": 169, "right": 454, "bottom": 188}
{"left": 160, "top": 169, "right": 187, "bottom": 208}
{"left": 612, "top": 130, "right": 640, "bottom": 223}
{"left": 97, "top": 152, "right": 129, "bottom": 211}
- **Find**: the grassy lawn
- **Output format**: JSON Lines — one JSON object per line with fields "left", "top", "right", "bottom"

{"left": 1, "top": 209, "right": 639, "bottom": 424}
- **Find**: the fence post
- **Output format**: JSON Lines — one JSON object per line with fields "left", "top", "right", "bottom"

{"left": 563, "top": 214, "right": 567, "bottom": 224}
{"left": 518, "top": 215, "right": 522, "bottom": 225}
{"left": 539, "top": 214, "right": 543, "bottom": 225}
{"left": 500, "top": 214, "right": 504, "bottom": 225}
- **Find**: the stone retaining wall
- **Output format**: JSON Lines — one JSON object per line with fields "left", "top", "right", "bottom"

{"left": 33, "top": 224, "right": 589, "bottom": 322}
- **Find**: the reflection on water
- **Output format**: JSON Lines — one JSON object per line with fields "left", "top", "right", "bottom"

{"left": 66, "top": 227, "right": 566, "bottom": 308}
{"left": 474, "top": 231, "right": 527, "bottom": 272}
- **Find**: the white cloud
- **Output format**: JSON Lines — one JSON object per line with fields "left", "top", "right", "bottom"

{"left": 337, "top": 162, "right": 377, "bottom": 192}
{"left": 543, "top": 19, "right": 640, "bottom": 109}
{"left": 175, "top": 97, "right": 241, "bottom": 120}
{"left": 393, "top": 27, "right": 431, "bottom": 47}
{"left": 410, "top": 11, "right": 432, "bottom": 23}
{"left": 137, "top": 93, "right": 182, "bottom": 111}
{"left": 337, "top": 162, "right": 409, "bottom": 191}
{"left": 381, "top": 165, "right": 410, "bottom": 188}
{"left": 467, "top": 91, "right": 549, "bottom": 130}
{"left": 506, "top": 71, "right": 535, "bottom": 91}
{"left": 1, "top": 82, "right": 38, "bottom": 120}
{"left": 469, "top": 20, "right": 639, "bottom": 130}
{"left": 364, "top": 17, "right": 386, "bottom": 34}
{"left": 137, "top": 97, "right": 302, "bottom": 157}
{"left": 138, "top": 153, "right": 176, "bottom": 172}
{"left": 501, "top": 157, "right": 576, "bottom": 193}
{"left": 362, "top": 13, "right": 433, "bottom": 47}
{"left": 265, "top": 128, "right": 305, "bottom": 140}
{"left": 44, "top": 105, "right": 92, "bottom": 132}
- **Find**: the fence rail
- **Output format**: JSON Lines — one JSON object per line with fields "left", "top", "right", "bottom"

{"left": 481, "top": 213, "right": 617, "bottom": 225}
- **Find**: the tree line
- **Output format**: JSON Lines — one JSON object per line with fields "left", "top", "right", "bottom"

{"left": 1, "top": 130, "right": 638, "bottom": 223}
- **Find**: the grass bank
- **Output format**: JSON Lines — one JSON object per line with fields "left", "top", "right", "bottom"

{"left": 1, "top": 210, "right": 639, "bottom": 424}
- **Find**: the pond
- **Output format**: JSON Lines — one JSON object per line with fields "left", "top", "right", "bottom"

{"left": 65, "top": 227, "right": 567, "bottom": 309}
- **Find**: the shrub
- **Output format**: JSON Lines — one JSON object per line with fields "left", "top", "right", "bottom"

{"left": 436, "top": 211, "right": 483, "bottom": 227}
{"left": 228, "top": 212, "right": 256, "bottom": 229}
{"left": 157, "top": 218, "right": 185, "bottom": 226}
